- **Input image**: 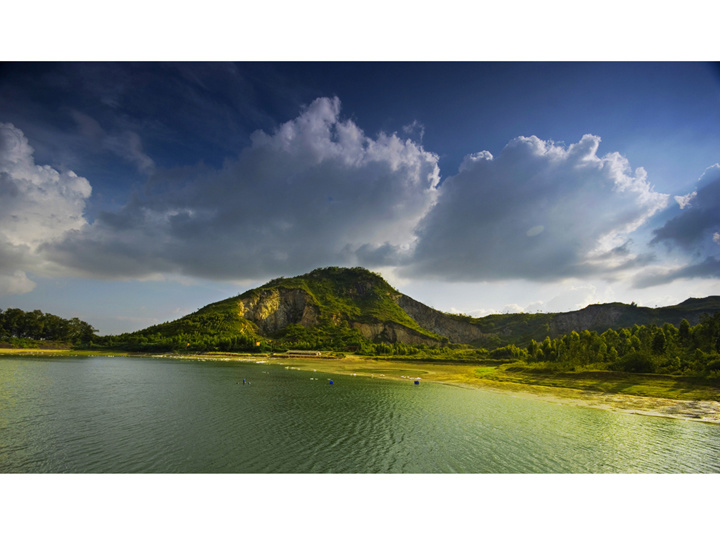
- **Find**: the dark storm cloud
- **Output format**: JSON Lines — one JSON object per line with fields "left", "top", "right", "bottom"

{"left": 650, "top": 164, "right": 720, "bottom": 254}
{"left": 0, "top": 63, "right": 316, "bottom": 180}
{"left": 632, "top": 164, "right": 720, "bottom": 286}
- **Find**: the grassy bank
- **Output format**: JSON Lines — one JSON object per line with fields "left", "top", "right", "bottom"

{"left": 472, "top": 362, "right": 720, "bottom": 402}
{"left": 0, "top": 348, "right": 132, "bottom": 357}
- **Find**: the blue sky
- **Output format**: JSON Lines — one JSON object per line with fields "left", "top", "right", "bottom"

{"left": 1, "top": 61, "right": 719, "bottom": 334}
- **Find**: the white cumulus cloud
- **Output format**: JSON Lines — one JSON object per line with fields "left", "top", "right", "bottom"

{"left": 7, "top": 108, "right": 710, "bottom": 297}
{"left": 674, "top": 191, "right": 697, "bottom": 209}
{"left": 0, "top": 122, "right": 92, "bottom": 295}
{"left": 47, "top": 97, "right": 440, "bottom": 280}
{"left": 407, "top": 134, "right": 670, "bottom": 281}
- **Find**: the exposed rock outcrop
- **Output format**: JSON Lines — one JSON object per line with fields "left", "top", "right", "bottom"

{"left": 550, "top": 304, "right": 626, "bottom": 335}
{"left": 352, "top": 321, "right": 439, "bottom": 346}
{"left": 238, "top": 288, "right": 319, "bottom": 334}
{"left": 128, "top": 267, "right": 720, "bottom": 349}
{"left": 395, "top": 294, "right": 491, "bottom": 344}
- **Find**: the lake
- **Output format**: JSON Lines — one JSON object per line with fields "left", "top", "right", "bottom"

{"left": 1, "top": 355, "right": 719, "bottom": 473}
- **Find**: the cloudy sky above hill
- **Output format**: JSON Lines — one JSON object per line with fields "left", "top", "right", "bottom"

{"left": 1, "top": 58, "right": 719, "bottom": 333}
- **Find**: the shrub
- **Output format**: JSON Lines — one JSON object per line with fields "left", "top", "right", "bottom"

{"left": 489, "top": 344, "right": 528, "bottom": 360}
{"left": 615, "top": 351, "right": 656, "bottom": 374}
{"left": 706, "top": 358, "right": 720, "bottom": 373}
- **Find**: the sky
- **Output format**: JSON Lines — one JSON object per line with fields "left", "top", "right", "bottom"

{"left": 1, "top": 60, "right": 719, "bottom": 334}
{"left": 2, "top": 6, "right": 719, "bottom": 529}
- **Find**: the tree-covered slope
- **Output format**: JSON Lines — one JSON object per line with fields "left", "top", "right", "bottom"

{"left": 448, "top": 297, "right": 720, "bottom": 348}
{"left": 103, "top": 267, "right": 446, "bottom": 351}
{"left": 99, "top": 266, "right": 720, "bottom": 353}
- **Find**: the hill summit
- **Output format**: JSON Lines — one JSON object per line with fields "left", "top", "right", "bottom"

{"left": 116, "top": 266, "right": 720, "bottom": 352}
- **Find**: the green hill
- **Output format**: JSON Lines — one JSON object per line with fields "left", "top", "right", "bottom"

{"left": 105, "top": 267, "right": 446, "bottom": 352}
{"left": 457, "top": 297, "right": 720, "bottom": 348}
{"left": 102, "top": 266, "right": 720, "bottom": 353}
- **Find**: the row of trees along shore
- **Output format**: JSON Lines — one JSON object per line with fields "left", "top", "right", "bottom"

{"left": 483, "top": 313, "right": 720, "bottom": 377}
{"left": 344, "top": 314, "right": 720, "bottom": 378}
{"left": 0, "top": 308, "right": 97, "bottom": 346}
{"left": 98, "top": 313, "right": 720, "bottom": 378}
{"left": 3, "top": 307, "right": 720, "bottom": 378}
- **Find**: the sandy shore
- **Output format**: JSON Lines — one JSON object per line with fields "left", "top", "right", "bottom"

{"left": 4, "top": 348, "right": 720, "bottom": 424}
{"left": 442, "top": 379, "right": 720, "bottom": 424}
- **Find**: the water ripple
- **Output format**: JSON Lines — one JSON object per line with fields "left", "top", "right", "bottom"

{"left": 2, "top": 357, "right": 720, "bottom": 473}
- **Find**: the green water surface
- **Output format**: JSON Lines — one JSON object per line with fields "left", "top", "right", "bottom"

{"left": 1, "top": 356, "right": 718, "bottom": 473}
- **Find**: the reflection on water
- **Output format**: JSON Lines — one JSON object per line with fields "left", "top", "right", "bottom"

{"left": 1, "top": 356, "right": 719, "bottom": 473}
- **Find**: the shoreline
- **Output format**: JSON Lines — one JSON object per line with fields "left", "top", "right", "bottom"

{"left": 152, "top": 352, "right": 720, "bottom": 424}
{"left": 4, "top": 348, "right": 720, "bottom": 424}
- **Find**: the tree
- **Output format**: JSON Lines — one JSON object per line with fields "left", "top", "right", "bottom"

{"left": 679, "top": 319, "right": 691, "bottom": 345}
{"left": 0, "top": 308, "right": 96, "bottom": 343}
{"left": 652, "top": 330, "right": 666, "bottom": 355}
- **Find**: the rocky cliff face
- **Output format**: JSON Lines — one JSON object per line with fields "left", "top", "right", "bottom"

{"left": 230, "top": 270, "right": 720, "bottom": 346}
{"left": 351, "top": 320, "right": 440, "bottom": 346}
{"left": 549, "top": 303, "right": 626, "bottom": 335}
{"left": 395, "top": 294, "right": 490, "bottom": 344}
{"left": 237, "top": 288, "right": 319, "bottom": 334}
{"left": 132, "top": 266, "right": 720, "bottom": 349}
{"left": 236, "top": 286, "right": 443, "bottom": 344}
